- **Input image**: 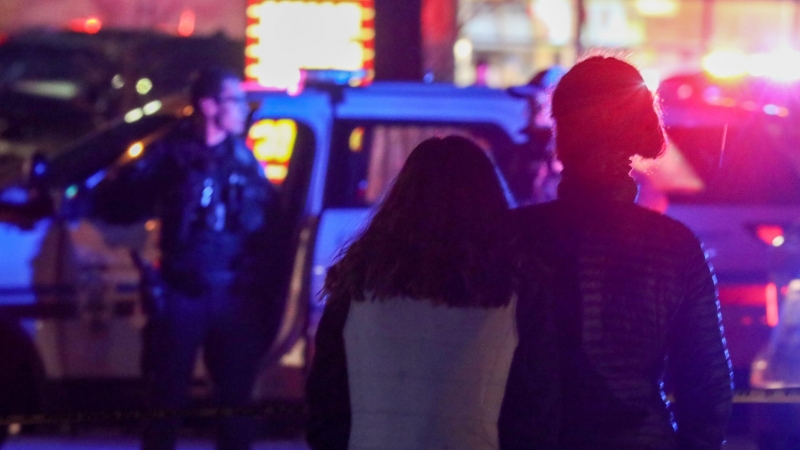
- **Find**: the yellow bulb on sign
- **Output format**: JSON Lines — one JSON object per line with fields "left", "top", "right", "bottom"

{"left": 362, "top": 7, "right": 375, "bottom": 20}
{"left": 360, "top": 29, "right": 376, "bottom": 41}
{"left": 246, "top": 4, "right": 261, "bottom": 18}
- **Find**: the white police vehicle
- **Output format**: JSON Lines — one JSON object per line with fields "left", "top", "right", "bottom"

{"left": 0, "top": 82, "right": 531, "bottom": 414}
{"left": 652, "top": 71, "right": 800, "bottom": 389}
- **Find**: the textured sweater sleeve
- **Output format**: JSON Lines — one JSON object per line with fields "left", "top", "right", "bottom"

{"left": 305, "top": 294, "right": 351, "bottom": 450}
{"left": 667, "top": 237, "right": 733, "bottom": 450}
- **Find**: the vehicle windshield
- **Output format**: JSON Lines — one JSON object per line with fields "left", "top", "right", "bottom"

{"left": 645, "top": 119, "right": 800, "bottom": 205}
{"left": 647, "top": 75, "right": 800, "bottom": 206}
{"left": 326, "top": 121, "right": 522, "bottom": 207}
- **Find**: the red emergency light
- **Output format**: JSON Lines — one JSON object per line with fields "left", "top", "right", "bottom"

{"left": 703, "top": 49, "right": 800, "bottom": 82}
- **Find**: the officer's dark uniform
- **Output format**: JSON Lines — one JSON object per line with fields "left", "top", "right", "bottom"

{"left": 96, "top": 119, "right": 280, "bottom": 450}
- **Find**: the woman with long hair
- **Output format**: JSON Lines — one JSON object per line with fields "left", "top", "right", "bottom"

{"left": 305, "top": 135, "right": 549, "bottom": 450}
{"left": 506, "top": 56, "right": 733, "bottom": 449}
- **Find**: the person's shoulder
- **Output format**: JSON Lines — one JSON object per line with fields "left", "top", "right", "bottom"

{"left": 629, "top": 203, "right": 702, "bottom": 248}
{"left": 506, "top": 202, "right": 560, "bottom": 249}
{"left": 510, "top": 201, "right": 559, "bottom": 225}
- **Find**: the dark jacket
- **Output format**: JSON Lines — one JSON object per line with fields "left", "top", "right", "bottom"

{"left": 95, "top": 119, "right": 280, "bottom": 298}
{"left": 509, "top": 174, "right": 733, "bottom": 450}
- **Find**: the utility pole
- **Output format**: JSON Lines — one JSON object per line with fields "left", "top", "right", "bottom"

{"left": 374, "top": 0, "right": 423, "bottom": 81}
{"left": 422, "top": 0, "right": 458, "bottom": 82}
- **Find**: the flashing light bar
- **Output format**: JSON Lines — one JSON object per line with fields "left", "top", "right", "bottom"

{"left": 702, "top": 51, "right": 748, "bottom": 79}
{"left": 245, "top": 0, "right": 375, "bottom": 93}
{"left": 703, "top": 49, "right": 800, "bottom": 82}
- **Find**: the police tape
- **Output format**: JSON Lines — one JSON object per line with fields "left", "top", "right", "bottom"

{"left": 5, "top": 389, "right": 800, "bottom": 425}
{"left": 733, "top": 388, "right": 800, "bottom": 404}
{"left": 0, "top": 404, "right": 308, "bottom": 426}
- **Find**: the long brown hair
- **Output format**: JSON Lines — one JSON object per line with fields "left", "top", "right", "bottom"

{"left": 324, "top": 136, "right": 515, "bottom": 308}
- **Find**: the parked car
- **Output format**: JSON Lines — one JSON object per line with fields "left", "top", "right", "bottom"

{"left": 0, "top": 82, "right": 532, "bottom": 415}
{"left": 0, "top": 28, "right": 244, "bottom": 163}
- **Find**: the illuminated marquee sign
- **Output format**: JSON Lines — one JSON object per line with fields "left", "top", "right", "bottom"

{"left": 245, "top": 0, "right": 375, "bottom": 91}
{"left": 247, "top": 119, "right": 298, "bottom": 184}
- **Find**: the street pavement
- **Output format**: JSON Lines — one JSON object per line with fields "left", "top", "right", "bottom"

{"left": 1, "top": 435, "right": 759, "bottom": 449}
{"left": 3, "top": 436, "right": 310, "bottom": 450}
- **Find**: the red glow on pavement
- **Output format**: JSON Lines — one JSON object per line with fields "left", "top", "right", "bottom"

{"left": 766, "top": 282, "right": 779, "bottom": 327}
{"left": 718, "top": 284, "right": 768, "bottom": 306}
{"left": 721, "top": 283, "right": 780, "bottom": 327}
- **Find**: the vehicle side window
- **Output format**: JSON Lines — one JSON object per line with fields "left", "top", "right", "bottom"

{"left": 641, "top": 121, "right": 800, "bottom": 205}
{"left": 325, "top": 121, "right": 525, "bottom": 207}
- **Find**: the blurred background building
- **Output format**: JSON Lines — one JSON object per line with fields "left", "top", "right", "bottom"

{"left": 0, "top": 0, "right": 247, "bottom": 38}
{"left": 452, "top": 0, "right": 800, "bottom": 87}
{"left": 0, "top": 0, "right": 798, "bottom": 88}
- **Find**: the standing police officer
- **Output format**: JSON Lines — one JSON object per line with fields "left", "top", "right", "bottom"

{"left": 97, "top": 67, "right": 280, "bottom": 450}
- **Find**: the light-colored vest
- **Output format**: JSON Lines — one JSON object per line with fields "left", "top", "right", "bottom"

{"left": 344, "top": 296, "right": 518, "bottom": 450}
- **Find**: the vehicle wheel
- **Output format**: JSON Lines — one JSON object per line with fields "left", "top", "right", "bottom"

{"left": 0, "top": 320, "right": 44, "bottom": 439}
